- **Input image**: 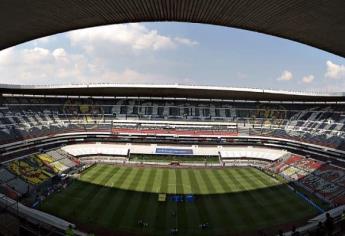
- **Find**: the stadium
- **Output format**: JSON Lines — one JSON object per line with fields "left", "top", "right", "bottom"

{"left": 0, "top": 84, "right": 344, "bottom": 236}
{"left": 1, "top": 1, "right": 345, "bottom": 236}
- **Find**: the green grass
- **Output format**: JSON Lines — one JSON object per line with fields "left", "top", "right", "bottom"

{"left": 40, "top": 165, "right": 318, "bottom": 236}
{"left": 129, "top": 154, "right": 220, "bottom": 163}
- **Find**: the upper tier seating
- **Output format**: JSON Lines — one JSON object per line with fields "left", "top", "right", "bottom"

{"left": 1, "top": 96, "right": 345, "bottom": 151}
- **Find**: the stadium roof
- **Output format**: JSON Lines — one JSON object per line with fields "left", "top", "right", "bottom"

{"left": 1, "top": 1, "right": 345, "bottom": 57}
{"left": 1, "top": 84, "right": 345, "bottom": 102}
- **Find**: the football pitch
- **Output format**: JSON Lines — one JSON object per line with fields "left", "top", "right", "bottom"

{"left": 40, "top": 164, "right": 318, "bottom": 235}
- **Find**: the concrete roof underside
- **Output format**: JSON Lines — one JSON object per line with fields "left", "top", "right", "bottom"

{"left": 1, "top": 0, "right": 345, "bottom": 57}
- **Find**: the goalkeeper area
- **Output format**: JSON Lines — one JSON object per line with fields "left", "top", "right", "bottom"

{"left": 40, "top": 164, "right": 318, "bottom": 235}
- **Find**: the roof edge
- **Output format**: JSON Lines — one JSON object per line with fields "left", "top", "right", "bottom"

{"left": 1, "top": 83, "right": 345, "bottom": 102}
{"left": 0, "top": 83, "right": 343, "bottom": 97}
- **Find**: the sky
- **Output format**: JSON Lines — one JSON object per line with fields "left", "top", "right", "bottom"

{"left": 0, "top": 22, "right": 345, "bottom": 92}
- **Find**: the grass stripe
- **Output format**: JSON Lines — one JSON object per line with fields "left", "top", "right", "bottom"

{"left": 247, "top": 168, "right": 316, "bottom": 221}
{"left": 187, "top": 169, "right": 217, "bottom": 234}
{"left": 153, "top": 169, "right": 170, "bottom": 232}
{"left": 198, "top": 169, "right": 236, "bottom": 228}
{"left": 78, "top": 167, "right": 121, "bottom": 223}
{"left": 41, "top": 165, "right": 318, "bottom": 236}
{"left": 132, "top": 168, "right": 157, "bottom": 228}
{"left": 222, "top": 168, "right": 257, "bottom": 230}
{"left": 96, "top": 167, "right": 134, "bottom": 227}
{"left": 113, "top": 167, "right": 147, "bottom": 229}
{"left": 59, "top": 165, "right": 113, "bottom": 217}
{"left": 208, "top": 169, "right": 245, "bottom": 226}
{"left": 234, "top": 168, "right": 279, "bottom": 226}
{"left": 175, "top": 169, "right": 188, "bottom": 232}
{"left": 44, "top": 164, "right": 109, "bottom": 214}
